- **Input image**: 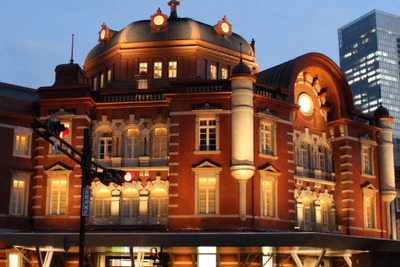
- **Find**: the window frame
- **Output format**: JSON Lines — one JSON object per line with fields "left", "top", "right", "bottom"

{"left": 138, "top": 79, "right": 148, "bottom": 89}
{"left": 151, "top": 126, "right": 168, "bottom": 159}
{"left": 154, "top": 62, "right": 163, "bottom": 78}
{"left": 139, "top": 62, "right": 148, "bottom": 74}
{"left": 13, "top": 127, "right": 32, "bottom": 158}
{"left": 362, "top": 185, "right": 378, "bottom": 229}
{"left": 210, "top": 64, "right": 217, "bottom": 80}
{"left": 168, "top": 61, "right": 177, "bottom": 78}
{"left": 97, "top": 128, "right": 113, "bottom": 160}
{"left": 260, "top": 176, "right": 277, "bottom": 218}
{"left": 193, "top": 108, "right": 222, "bottom": 154}
{"left": 9, "top": 171, "right": 30, "bottom": 216}
{"left": 47, "top": 178, "right": 68, "bottom": 216}
{"left": 360, "top": 137, "right": 376, "bottom": 177}
{"left": 124, "top": 127, "right": 141, "bottom": 159}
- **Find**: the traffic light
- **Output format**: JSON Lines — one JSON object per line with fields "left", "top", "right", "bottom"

{"left": 150, "top": 248, "right": 161, "bottom": 265}
{"left": 48, "top": 117, "right": 66, "bottom": 137}
{"left": 95, "top": 169, "right": 135, "bottom": 186}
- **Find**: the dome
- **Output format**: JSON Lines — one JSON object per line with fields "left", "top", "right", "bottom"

{"left": 374, "top": 104, "right": 390, "bottom": 117}
{"left": 231, "top": 60, "right": 251, "bottom": 76}
{"left": 85, "top": 18, "right": 253, "bottom": 63}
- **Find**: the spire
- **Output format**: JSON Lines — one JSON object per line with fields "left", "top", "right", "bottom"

{"left": 70, "top": 34, "right": 75, "bottom": 64}
{"left": 168, "top": 0, "right": 180, "bottom": 19}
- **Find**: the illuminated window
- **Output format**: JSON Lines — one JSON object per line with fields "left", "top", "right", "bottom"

{"left": 261, "top": 178, "right": 276, "bottom": 217}
{"left": 138, "top": 79, "right": 148, "bottom": 89}
{"left": 364, "top": 195, "right": 376, "bottom": 228}
{"left": 360, "top": 138, "right": 375, "bottom": 176}
{"left": 100, "top": 74, "right": 104, "bottom": 88}
{"left": 149, "top": 188, "right": 168, "bottom": 223}
{"left": 107, "top": 68, "right": 112, "bottom": 82}
{"left": 302, "top": 198, "right": 314, "bottom": 231}
{"left": 199, "top": 119, "right": 216, "bottom": 151}
{"left": 152, "top": 127, "right": 168, "bottom": 158}
{"left": 124, "top": 128, "right": 140, "bottom": 158}
{"left": 50, "top": 121, "right": 71, "bottom": 155}
{"left": 9, "top": 253, "right": 22, "bottom": 267}
{"left": 198, "top": 247, "right": 216, "bottom": 267}
{"left": 10, "top": 177, "right": 28, "bottom": 216}
{"left": 221, "top": 68, "right": 228, "bottom": 79}
{"left": 154, "top": 62, "right": 162, "bottom": 78}
{"left": 98, "top": 129, "right": 113, "bottom": 160}
{"left": 93, "top": 76, "right": 98, "bottom": 91}
{"left": 13, "top": 128, "right": 31, "bottom": 158}
{"left": 199, "top": 177, "right": 216, "bottom": 214}
{"left": 93, "top": 188, "right": 111, "bottom": 220}
{"left": 49, "top": 179, "right": 67, "bottom": 215}
{"left": 121, "top": 188, "right": 139, "bottom": 220}
{"left": 260, "top": 122, "right": 275, "bottom": 156}
{"left": 139, "top": 62, "right": 148, "bottom": 74}
{"left": 168, "top": 61, "right": 177, "bottom": 78}
{"left": 210, "top": 64, "right": 217, "bottom": 80}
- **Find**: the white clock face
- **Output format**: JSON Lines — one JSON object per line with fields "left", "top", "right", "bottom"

{"left": 100, "top": 29, "right": 106, "bottom": 40}
{"left": 221, "top": 22, "right": 230, "bottom": 33}
{"left": 154, "top": 15, "right": 165, "bottom": 26}
{"left": 298, "top": 93, "right": 313, "bottom": 115}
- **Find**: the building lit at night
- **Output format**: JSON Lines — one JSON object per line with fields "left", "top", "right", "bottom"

{"left": 1, "top": 2, "right": 400, "bottom": 266}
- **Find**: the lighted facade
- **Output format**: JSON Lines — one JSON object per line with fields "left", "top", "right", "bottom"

{"left": 1, "top": 2, "right": 400, "bottom": 267}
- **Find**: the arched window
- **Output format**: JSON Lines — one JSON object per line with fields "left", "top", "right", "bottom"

{"left": 149, "top": 188, "right": 168, "bottom": 224}
{"left": 151, "top": 127, "right": 168, "bottom": 158}
{"left": 121, "top": 188, "right": 139, "bottom": 220}
{"left": 124, "top": 128, "right": 140, "bottom": 158}
{"left": 98, "top": 129, "right": 113, "bottom": 159}
{"left": 93, "top": 188, "right": 111, "bottom": 222}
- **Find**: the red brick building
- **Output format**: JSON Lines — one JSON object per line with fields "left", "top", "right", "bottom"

{"left": 1, "top": 2, "right": 399, "bottom": 267}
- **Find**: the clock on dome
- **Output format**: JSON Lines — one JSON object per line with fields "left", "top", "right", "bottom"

{"left": 98, "top": 22, "right": 115, "bottom": 44}
{"left": 214, "top": 16, "right": 232, "bottom": 38}
{"left": 150, "top": 8, "right": 168, "bottom": 30}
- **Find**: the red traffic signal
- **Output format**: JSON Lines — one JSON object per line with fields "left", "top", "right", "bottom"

{"left": 59, "top": 127, "right": 70, "bottom": 139}
{"left": 150, "top": 247, "right": 157, "bottom": 256}
{"left": 123, "top": 171, "right": 134, "bottom": 182}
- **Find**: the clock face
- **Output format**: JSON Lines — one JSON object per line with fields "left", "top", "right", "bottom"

{"left": 221, "top": 22, "right": 230, "bottom": 33}
{"left": 298, "top": 93, "right": 313, "bottom": 115}
{"left": 100, "top": 29, "right": 106, "bottom": 40}
{"left": 154, "top": 15, "right": 165, "bottom": 26}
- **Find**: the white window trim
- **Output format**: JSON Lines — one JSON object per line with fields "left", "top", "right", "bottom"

{"left": 46, "top": 177, "right": 69, "bottom": 216}
{"left": 360, "top": 137, "right": 377, "bottom": 177}
{"left": 257, "top": 112, "right": 278, "bottom": 159}
{"left": 260, "top": 175, "right": 278, "bottom": 218}
{"left": 193, "top": 109, "right": 222, "bottom": 154}
{"left": 9, "top": 171, "right": 30, "bottom": 216}
{"left": 168, "top": 61, "right": 177, "bottom": 78}
{"left": 48, "top": 118, "right": 73, "bottom": 155}
{"left": 13, "top": 126, "right": 32, "bottom": 159}
{"left": 193, "top": 162, "right": 221, "bottom": 215}
{"left": 362, "top": 185, "right": 378, "bottom": 229}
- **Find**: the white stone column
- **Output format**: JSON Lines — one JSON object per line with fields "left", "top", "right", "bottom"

{"left": 230, "top": 75, "right": 255, "bottom": 221}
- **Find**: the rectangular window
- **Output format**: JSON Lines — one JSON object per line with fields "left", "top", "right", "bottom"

{"left": 168, "top": 61, "right": 177, "bottom": 78}
{"left": 361, "top": 144, "right": 374, "bottom": 175}
{"left": 107, "top": 68, "right": 112, "bottom": 82}
{"left": 221, "top": 68, "right": 228, "bottom": 79}
{"left": 396, "top": 197, "right": 400, "bottom": 212}
{"left": 10, "top": 179, "right": 27, "bottom": 216}
{"left": 99, "top": 132, "right": 112, "bottom": 160}
{"left": 100, "top": 74, "right": 104, "bottom": 88}
{"left": 364, "top": 195, "right": 375, "bottom": 228}
{"left": 261, "top": 179, "right": 275, "bottom": 217}
{"left": 138, "top": 79, "right": 148, "bottom": 89}
{"left": 95, "top": 198, "right": 111, "bottom": 218}
{"left": 49, "top": 179, "right": 67, "bottom": 215}
{"left": 210, "top": 64, "right": 217, "bottom": 80}
{"left": 199, "top": 119, "right": 216, "bottom": 151}
{"left": 154, "top": 62, "right": 162, "bottom": 78}
{"left": 9, "top": 253, "right": 22, "bottom": 267}
{"left": 125, "top": 128, "right": 140, "bottom": 158}
{"left": 199, "top": 177, "right": 216, "bottom": 214}
{"left": 139, "top": 62, "right": 148, "bottom": 74}
{"left": 260, "top": 123, "right": 272, "bottom": 155}
{"left": 93, "top": 76, "right": 98, "bottom": 91}
{"left": 14, "top": 133, "right": 30, "bottom": 157}
{"left": 51, "top": 121, "right": 71, "bottom": 155}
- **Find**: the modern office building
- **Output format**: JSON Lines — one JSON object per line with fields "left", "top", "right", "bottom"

{"left": 338, "top": 10, "right": 400, "bottom": 168}
{"left": 0, "top": 2, "right": 399, "bottom": 267}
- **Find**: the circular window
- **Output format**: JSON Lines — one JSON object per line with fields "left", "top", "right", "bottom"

{"left": 221, "top": 22, "right": 230, "bottom": 33}
{"left": 298, "top": 93, "right": 313, "bottom": 115}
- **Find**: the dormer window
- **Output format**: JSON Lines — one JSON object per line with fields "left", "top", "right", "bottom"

{"left": 139, "top": 62, "right": 148, "bottom": 74}
{"left": 154, "top": 62, "right": 162, "bottom": 78}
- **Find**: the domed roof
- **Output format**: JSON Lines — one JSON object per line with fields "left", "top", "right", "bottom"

{"left": 232, "top": 60, "right": 251, "bottom": 76}
{"left": 85, "top": 17, "right": 253, "bottom": 63}
{"left": 374, "top": 104, "right": 390, "bottom": 117}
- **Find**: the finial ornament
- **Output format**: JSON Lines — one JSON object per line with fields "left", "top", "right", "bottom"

{"left": 70, "top": 34, "right": 75, "bottom": 64}
{"left": 168, "top": 0, "right": 180, "bottom": 19}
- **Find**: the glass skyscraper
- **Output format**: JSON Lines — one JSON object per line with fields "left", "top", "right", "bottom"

{"left": 339, "top": 10, "right": 400, "bottom": 168}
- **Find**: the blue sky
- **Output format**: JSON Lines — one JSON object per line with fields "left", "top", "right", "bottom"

{"left": 1, "top": 0, "right": 400, "bottom": 89}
